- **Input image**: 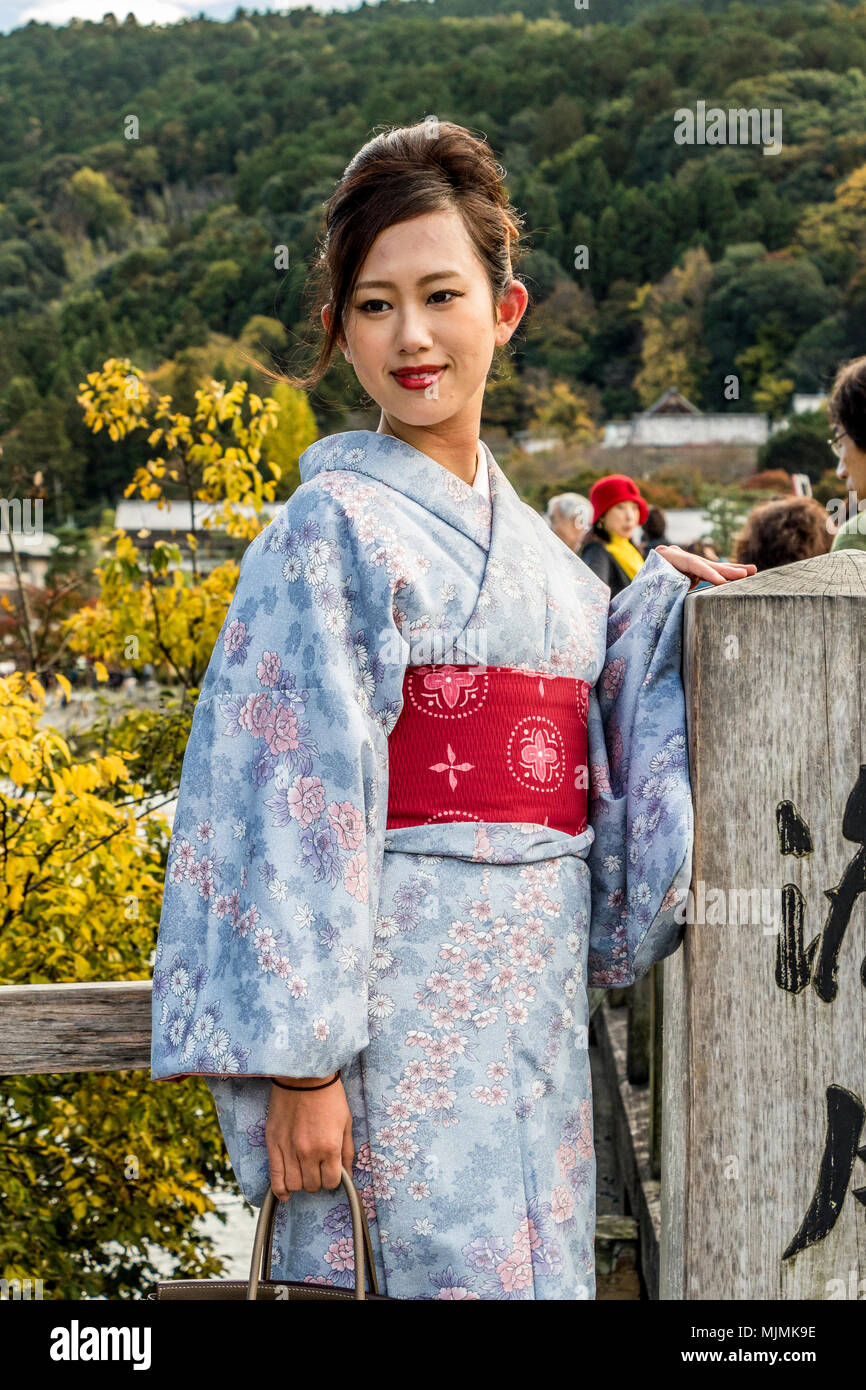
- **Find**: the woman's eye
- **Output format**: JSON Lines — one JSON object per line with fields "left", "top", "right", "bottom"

{"left": 356, "top": 291, "right": 462, "bottom": 313}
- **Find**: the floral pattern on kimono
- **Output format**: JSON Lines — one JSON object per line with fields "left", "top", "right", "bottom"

{"left": 150, "top": 428, "right": 693, "bottom": 1300}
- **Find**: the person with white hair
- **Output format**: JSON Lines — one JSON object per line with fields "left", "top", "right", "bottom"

{"left": 546, "top": 492, "right": 593, "bottom": 552}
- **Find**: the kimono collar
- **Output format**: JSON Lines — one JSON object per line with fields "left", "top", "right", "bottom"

{"left": 297, "top": 427, "right": 597, "bottom": 674}
{"left": 298, "top": 429, "right": 494, "bottom": 550}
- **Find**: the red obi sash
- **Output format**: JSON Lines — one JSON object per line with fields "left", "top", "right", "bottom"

{"left": 386, "top": 664, "right": 591, "bottom": 836}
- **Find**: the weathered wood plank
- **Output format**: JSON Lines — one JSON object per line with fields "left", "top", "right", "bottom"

{"left": 661, "top": 550, "right": 866, "bottom": 1300}
{"left": 595, "top": 1214, "right": 638, "bottom": 1241}
{"left": 649, "top": 963, "right": 663, "bottom": 1181}
{"left": 594, "top": 997, "right": 661, "bottom": 1299}
{"left": 0, "top": 981, "right": 152, "bottom": 1074}
{"left": 626, "top": 973, "right": 651, "bottom": 1084}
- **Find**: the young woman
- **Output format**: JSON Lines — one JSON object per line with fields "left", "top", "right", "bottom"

{"left": 577, "top": 475, "right": 650, "bottom": 598}
{"left": 150, "top": 120, "right": 755, "bottom": 1300}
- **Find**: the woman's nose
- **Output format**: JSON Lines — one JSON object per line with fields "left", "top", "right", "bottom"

{"left": 394, "top": 308, "right": 433, "bottom": 350}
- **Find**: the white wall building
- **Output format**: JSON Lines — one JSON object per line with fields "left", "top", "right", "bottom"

{"left": 0, "top": 529, "right": 59, "bottom": 592}
{"left": 600, "top": 386, "right": 792, "bottom": 449}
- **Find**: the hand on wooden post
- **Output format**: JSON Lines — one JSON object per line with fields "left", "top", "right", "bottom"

{"left": 655, "top": 544, "right": 757, "bottom": 590}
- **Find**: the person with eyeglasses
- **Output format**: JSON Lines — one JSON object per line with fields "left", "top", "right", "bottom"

{"left": 827, "top": 356, "right": 866, "bottom": 553}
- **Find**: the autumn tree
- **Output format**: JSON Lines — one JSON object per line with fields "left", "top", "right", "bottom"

{"left": 632, "top": 246, "right": 713, "bottom": 408}
{"left": 1, "top": 363, "right": 319, "bottom": 1296}
{"left": 0, "top": 672, "right": 233, "bottom": 1298}
{"left": 64, "top": 357, "right": 293, "bottom": 693}
{"left": 527, "top": 379, "right": 597, "bottom": 445}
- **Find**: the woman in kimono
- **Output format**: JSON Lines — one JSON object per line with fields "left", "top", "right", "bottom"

{"left": 150, "top": 120, "right": 755, "bottom": 1300}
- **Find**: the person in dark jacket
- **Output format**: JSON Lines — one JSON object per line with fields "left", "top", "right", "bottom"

{"left": 578, "top": 474, "right": 649, "bottom": 598}
{"left": 641, "top": 506, "right": 670, "bottom": 554}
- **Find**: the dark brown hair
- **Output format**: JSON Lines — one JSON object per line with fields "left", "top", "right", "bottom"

{"left": 828, "top": 355, "right": 866, "bottom": 451}
{"left": 683, "top": 539, "right": 718, "bottom": 560}
{"left": 268, "top": 120, "right": 525, "bottom": 391}
{"left": 733, "top": 496, "right": 833, "bottom": 570}
{"left": 643, "top": 506, "right": 667, "bottom": 540}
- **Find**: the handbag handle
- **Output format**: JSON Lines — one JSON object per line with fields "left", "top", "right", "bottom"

{"left": 247, "top": 1166, "right": 380, "bottom": 1300}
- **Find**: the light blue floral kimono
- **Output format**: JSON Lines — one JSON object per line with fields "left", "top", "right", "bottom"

{"left": 150, "top": 429, "right": 693, "bottom": 1300}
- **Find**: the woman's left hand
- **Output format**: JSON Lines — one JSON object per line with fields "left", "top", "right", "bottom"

{"left": 655, "top": 545, "right": 757, "bottom": 590}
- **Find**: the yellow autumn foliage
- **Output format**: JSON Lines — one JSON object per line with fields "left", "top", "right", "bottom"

{"left": 0, "top": 361, "right": 309, "bottom": 1296}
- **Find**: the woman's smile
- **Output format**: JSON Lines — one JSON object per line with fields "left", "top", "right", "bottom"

{"left": 391, "top": 365, "right": 448, "bottom": 391}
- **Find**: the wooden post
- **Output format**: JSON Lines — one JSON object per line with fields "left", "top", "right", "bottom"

{"left": 649, "top": 964, "right": 663, "bottom": 1181}
{"left": 661, "top": 551, "right": 866, "bottom": 1300}
{"left": 626, "top": 974, "right": 651, "bottom": 1085}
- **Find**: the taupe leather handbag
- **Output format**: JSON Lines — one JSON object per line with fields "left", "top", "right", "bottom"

{"left": 148, "top": 1166, "right": 391, "bottom": 1300}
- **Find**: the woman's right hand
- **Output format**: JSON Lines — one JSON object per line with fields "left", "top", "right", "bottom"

{"left": 265, "top": 1076, "right": 355, "bottom": 1199}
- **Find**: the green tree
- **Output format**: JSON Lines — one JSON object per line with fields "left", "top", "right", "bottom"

{"left": 698, "top": 484, "right": 769, "bottom": 557}
{"left": 65, "top": 167, "right": 131, "bottom": 236}
{"left": 757, "top": 410, "right": 834, "bottom": 483}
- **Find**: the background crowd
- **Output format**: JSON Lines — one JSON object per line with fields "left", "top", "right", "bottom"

{"left": 546, "top": 355, "right": 866, "bottom": 595}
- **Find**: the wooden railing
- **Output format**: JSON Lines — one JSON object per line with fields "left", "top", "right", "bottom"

{"left": 1, "top": 979, "right": 660, "bottom": 1184}
{"left": 0, "top": 980, "right": 151, "bottom": 1074}
{"left": 1, "top": 975, "right": 644, "bottom": 1297}
{"left": 592, "top": 967, "right": 663, "bottom": 1181}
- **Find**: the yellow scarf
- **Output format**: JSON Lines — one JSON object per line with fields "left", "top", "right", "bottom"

{"left": 604, "top": 532, "right": 644, "bottom": 580}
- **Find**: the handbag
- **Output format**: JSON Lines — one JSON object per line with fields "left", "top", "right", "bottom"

{"left": 148, "top": 1166, "right": 392, "bottom": 1300}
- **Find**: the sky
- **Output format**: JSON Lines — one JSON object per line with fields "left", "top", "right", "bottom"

{"left": 1, "top": 0, "right": 359, "bottom": 33}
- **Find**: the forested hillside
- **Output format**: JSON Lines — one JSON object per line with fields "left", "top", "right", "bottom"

{"left": 1, "top": 0, "right": 865, "bottom": 523}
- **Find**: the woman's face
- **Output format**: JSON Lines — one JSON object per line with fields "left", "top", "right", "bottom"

{"left": 325, "top": 207, "right": 527, "bottom": 436}
{"left": 834, "top": 426, "right": 866, "bottom": 501}
{"left": 602, "top": 500, "right": 641, "bottom": 538}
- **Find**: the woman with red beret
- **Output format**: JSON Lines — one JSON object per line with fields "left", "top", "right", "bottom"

{"left": 578, "top": 474, "right": 649, "bottom": 598}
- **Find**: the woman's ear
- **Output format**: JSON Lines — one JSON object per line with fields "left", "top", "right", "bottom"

{"left": 321, "top": 302, "right": 351, "bottom": 360}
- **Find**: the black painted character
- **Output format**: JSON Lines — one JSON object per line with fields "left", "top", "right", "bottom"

{"left": 775, "top": 769, "right": 866, "bottom": 1001}
{"left": 782, "top": 1084, "right": 866, "bottom": 1259}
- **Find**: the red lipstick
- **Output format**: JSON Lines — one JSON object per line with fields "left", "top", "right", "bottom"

{"left": 391, "top": 366, "right": 447, "bottom": 391}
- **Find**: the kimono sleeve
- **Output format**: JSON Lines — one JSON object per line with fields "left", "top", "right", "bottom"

{"left": 150, "top": 483, "right": 407, "bottom": 1086}
{"left": 585, "top": 548, "right": 694, "bottom": 987}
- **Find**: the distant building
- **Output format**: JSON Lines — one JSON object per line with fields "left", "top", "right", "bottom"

{"left": 791, "top": 393, "right": 828, "bottom": 415}
{"left": 601, "top": 385, "right": 789, "bottom": 449}
{"left": 513, "top": 430, "right": 561, "bottom": 454}
{"left": 0, "top": 529, "right": 59, "bottom": 593}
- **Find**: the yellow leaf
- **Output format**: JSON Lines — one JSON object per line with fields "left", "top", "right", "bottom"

{"left": 55, "top": 673, "right": 72, "bottom": 700}
{"left": 93, "top": 661, "right": 109, "bottom": 683}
